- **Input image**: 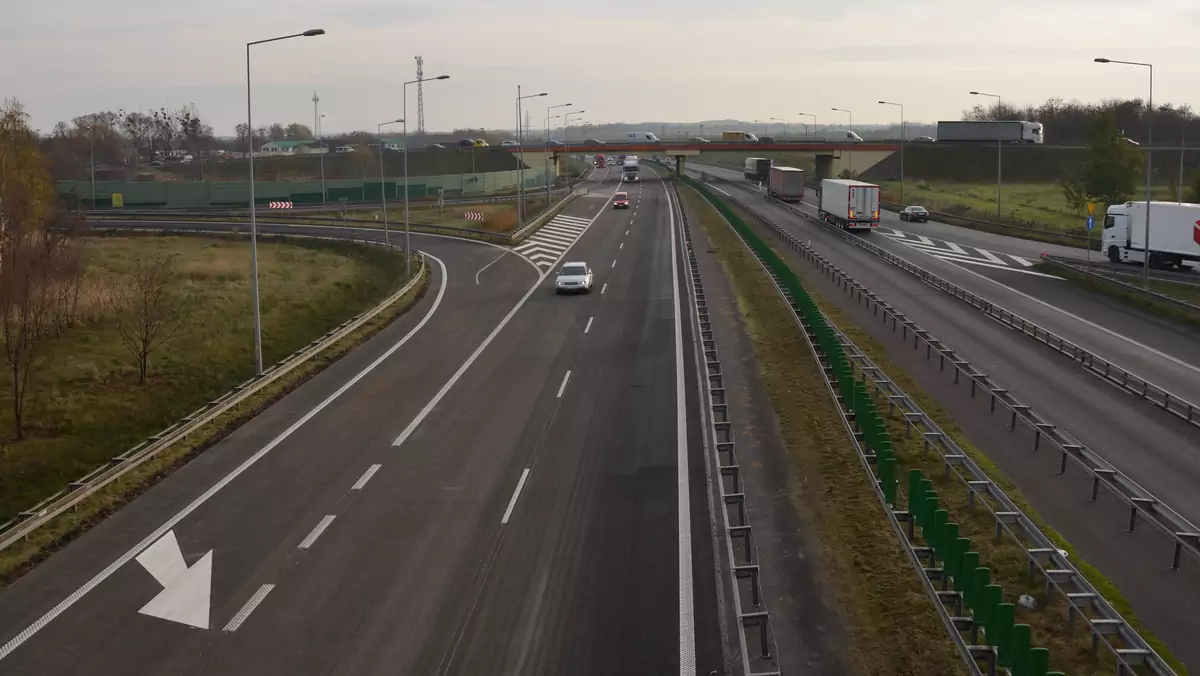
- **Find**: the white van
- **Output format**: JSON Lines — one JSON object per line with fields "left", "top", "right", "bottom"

{"left": 627, "top": 132, "right": 661, "bottom": 143}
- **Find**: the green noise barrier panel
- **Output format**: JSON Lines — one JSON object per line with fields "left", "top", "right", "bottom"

{"left": 680, "top": 174, "right": 1066, "bottom": 676}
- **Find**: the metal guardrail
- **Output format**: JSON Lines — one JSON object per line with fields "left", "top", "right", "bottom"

{"left": 669, "top": 180, "right": 780, "bottom": 675}
{"left": 692, "top": 178, "right": 1182, "bottom": 675}
{"left": 0, "top": 232, "right": 428, "bottom": 552}
{"left": 1039, "top": 255, "right": 1200, "bottom": 314}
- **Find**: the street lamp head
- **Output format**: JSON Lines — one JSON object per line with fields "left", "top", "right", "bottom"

{"left": 435, "top": 75, "right": 450, "bottom": 80}
{"left": 878, "top": 100, "right": 886, "bottom": 104}
{"left": 1094, "top": 58, "right": 1110, "bottom": 63}
{"left": 302, "top": 29, "right": 325, "bottom": 37}
{"left": 536, "top": 92, "right": 547, "bottom": 97}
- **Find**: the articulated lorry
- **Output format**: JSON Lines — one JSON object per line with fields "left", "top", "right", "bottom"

{"left": 1102, "top": 201, "right": 1200, "bottom": 269}
{"left": 744, "top": 157, "right": 771, "bottom": 182}
{"left": 935, "top": 120, "right": 1044, "bottom": 144}
{"left": 768, "top": 166, "right": 805, "bottom": 201}
{"left": 818, "top": 179, "right": 880, "bottom": 231}
{"left": 623, "top": 156, "right": 639, "bottom": 182}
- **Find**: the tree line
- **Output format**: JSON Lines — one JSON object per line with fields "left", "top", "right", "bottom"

{"left": 2, "top": 99, "right": 192, "bottom": 440}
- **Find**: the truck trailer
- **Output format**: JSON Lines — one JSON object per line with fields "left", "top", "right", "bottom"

{"left": 768, "top": 166, "right": 805, "bottom": 201}
{"left": 1102, "top": 201, "right": 1200, "bottom": 269}
{"left": 744, "top": 157, "right": 771, "bottom": 182}
{"left": 936, "top": 120, "right": 1044, "bottom": 144}
{"left": 818, "top": 179, "right": 880, "bottom": 231}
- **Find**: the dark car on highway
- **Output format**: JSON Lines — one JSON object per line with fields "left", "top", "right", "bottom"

{"left": 759, "top": 136, "right": 775, "bottom": 143}
{"left": 900, "top": 205, "right": 929, "bottom": 222}
{"left": 458, "top": 139, "right": 475, "bottom": 148}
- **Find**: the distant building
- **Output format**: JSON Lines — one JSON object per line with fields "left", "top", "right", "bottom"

{"left": 258, "top": 140, "right": 327, "bottom": 156}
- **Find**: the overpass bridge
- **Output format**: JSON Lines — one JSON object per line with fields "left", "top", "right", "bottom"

{"left": 504, "top": 141, "right": 900, "bottom": 180}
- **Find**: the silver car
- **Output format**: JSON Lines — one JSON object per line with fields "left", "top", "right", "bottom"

{"left": 554, "top": 262, "right": 593, "bottom": 294}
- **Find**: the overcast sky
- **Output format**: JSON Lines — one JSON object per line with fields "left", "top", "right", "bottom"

{"left": 3, "top": 0, "right": 1198, "bottom": 137}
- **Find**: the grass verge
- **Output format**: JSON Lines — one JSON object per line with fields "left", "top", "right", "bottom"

{"left": 720, "top": 197, "right": 1186, "bottom": 675}
{"left": 0, "top": 250, "right": 429, "bottom": 587}
{"left": 679, "top": 185, "right": 968, "bottom": 676}
{"left": 1035, "top": 262, "right": 1200, "bottom": 332}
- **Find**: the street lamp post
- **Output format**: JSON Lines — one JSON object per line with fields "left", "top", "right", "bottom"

{"left": 969, "top": 91, "right": 1003, "bottom": 218}
{"left": 516, "top": 88, "right": 548, "bottom": 229}
{"left": 403, "top": 73, "right": 450, "bottom": 279}
{"left": 378, "top": 119, "right": 403, "bottom": 248}
{"left": 246, "top": 28, "right": 325, "bottom": 375}
{"left": 565, "top": 110, "right": 586, "bottom": 186}
{"left": 545, "top": 102, "right": 572, "bottom": 204}
{"left": 771, "top": 117, "right": 787, "bottom": 139}
{"left": 1095, "top": 57, "right": 1154, "bottom": 289}
{"left": 318, "top": 113, "right": 327, "bottom": 202}
{"left": 797, "top": 112, "right": 815, "bottom": 139}
{"left": 879, "top": 100, "right": 905, "bottom": 203}
{"left": 832, "top": 107, "right": 853, "bottom": 174}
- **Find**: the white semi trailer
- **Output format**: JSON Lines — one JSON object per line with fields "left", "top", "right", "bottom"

{"left": 1102, "top": 201, "right": 1200, "bottom": 269}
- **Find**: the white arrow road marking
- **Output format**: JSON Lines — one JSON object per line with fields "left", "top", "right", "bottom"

{"left": 135, "top": 531, "right": 212, "bottom": 630}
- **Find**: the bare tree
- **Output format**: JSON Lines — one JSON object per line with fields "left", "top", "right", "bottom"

{"left": 107, "top": 253, "right": 189, "bottom": 383}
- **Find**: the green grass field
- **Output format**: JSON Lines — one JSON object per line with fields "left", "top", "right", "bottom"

{"left": 0, "top": 234, "right": 409, "bottom": 523}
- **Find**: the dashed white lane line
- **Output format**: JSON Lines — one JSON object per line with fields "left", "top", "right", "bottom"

{"left": 584, "top": 316, "right": 594, "bottom": 334}
{"left": 351, "top": 464, "right": 382, "bottom": 490}
{"left": 556, "top": 370, "right": 572, "bottom": 399}
{"left": 619, "top": 242, "right": 624, "bottom": 250}
{"left": 298, "top": 515, "right": 336, "bottom": 550}
{"left": 223, "top": 584, "right": 275, "bottom": 632}
{"left": 601, "top": 283, "right": 608, "bottom": 295}
{"left": 625, "top": 230, "right": 629, "bottom": 235}
{"left": 500, "top": 468, "right": 532, "bottom": 525}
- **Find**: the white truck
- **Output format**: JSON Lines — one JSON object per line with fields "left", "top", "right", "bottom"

{"left": 768, "top": 166, "right": 805, "bottom": 202}
{"left": 936, "top": 120, "right": 1044, "bottom": 144}
{"left": 1102, "top": 201, "right": 1200, "bottom": 269}
{"left": 818, "top": 179, "right": 880, "bottom": 231}
{"left": 627, "top": 131, "right": 660, "bottom": 143}
{"left": 623, "top": 156, "right": 640, "bottom": 182}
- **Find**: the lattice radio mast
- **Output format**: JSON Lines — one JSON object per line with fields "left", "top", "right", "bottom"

{"left": 415, "top": 56, "right": 426, "bottom": 135}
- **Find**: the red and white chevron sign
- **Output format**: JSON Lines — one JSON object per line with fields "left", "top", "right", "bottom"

{"left": 1193, "top": 219, "right": 1200, "bottom": 246}
{"left": 464, "top": 211, "right": 484, "bottom": 222}
{"left": 269, "top": 201, "right": 293, "bottom": 209}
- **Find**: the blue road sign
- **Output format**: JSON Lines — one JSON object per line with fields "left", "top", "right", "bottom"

{"left": 1086, "top": 215, "right": 1095, "bottom": 231}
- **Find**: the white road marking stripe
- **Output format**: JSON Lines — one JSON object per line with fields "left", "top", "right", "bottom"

{"left": 298, "top": 515, "right": 336, "bottom": 549}
{"left": 1010, "top": 254, "right": 1034, "bottom": 267}
{"left": 916, "top": 235, "right": 935, "bottom": 246}
{"left": 945, "top": 241, "right": 968, "bottom": 255}
{"left": 532, "top": 229, "right": 577, "bottom": 243}
{"left": 222, "top": 584, "right": 275, "bottom": 632}
{"left": 500, "top": 468, "right": 531, "bottom": 525}
{"left": 925, "top": 252, "right": 1065, "bottom": 277}
{"left": 0, "top": 254, "right": 452, "bottom": 662}
{"left": 556, "top": 370, "right": 572, "bottom": 398}
{"left": 625, "top": 230, "right": 629, "bottom": 235}
{"left": 601, "top": 282, "right": 608, "bottom": 295}
{"left": 553, "top": 215, "right": 591, "bottom": 225}
{"left": 975, "top": 247, "right": 1006, "bottom": 264}
{"left": 584, "top": 316, "right": 594, "bottom": 334}
{"left": 884, "top": 228, "right": 906, "bottom": 238}
{"left": 611, "top": 259, "right": 617, "bottom": 268}
{"left": 475, "top": 251, "right": 509, "bottom": 285}
{"left": 351, "top": 464, "right": 381, "bottom": 490}
{"left": 619, "top": 242, "right": 624, "bottom": 249}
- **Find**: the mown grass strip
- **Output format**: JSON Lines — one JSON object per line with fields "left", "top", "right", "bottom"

{"left": 716, "top": 196, "right": 1186, "bottom": 676}
{"left": 0, "top": 258, "right": 429, "bottom": 587}
{"left": 679, "top": 184, "right": 968, "bottom": 676}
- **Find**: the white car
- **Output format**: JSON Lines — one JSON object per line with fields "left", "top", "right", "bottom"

{"left": 554, "top": 262, "right": 593, "bottom": 294}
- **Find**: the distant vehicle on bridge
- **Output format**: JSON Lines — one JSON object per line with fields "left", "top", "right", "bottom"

{"left": 812, "top": 130, "right": 863, "bottom": 143}
{"left": 744, "top": 157, "right": 770, "bottom": 182}
{"left": 722, "top": 131, "right": 760, "bottom": 142}
{"left": 768, "top": 166, "right": 805, "bottom": 202}
{"left": 818, "top": 179, "right": 880, "bottom": 232}
{"left": 585, "top": 138, "right": 605, "bottom": 145}
{"left": 626, "top": 131, "right": 661, "bottom": 143}
{"left": 691, "top": 136, "right": 711, "bottom": 143}
{"left": 936, "top": 120, "right": 1044, "bottom": 144}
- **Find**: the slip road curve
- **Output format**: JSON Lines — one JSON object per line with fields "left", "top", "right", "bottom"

{"left": 0, "top": 168, "right": 725, "bottom": 675}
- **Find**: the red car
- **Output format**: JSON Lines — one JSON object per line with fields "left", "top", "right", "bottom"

{"left": 613, "top": 192, "right": 630, "bottom": 209}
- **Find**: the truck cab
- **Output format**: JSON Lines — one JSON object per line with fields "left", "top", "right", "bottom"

{"left": 1103, "top": 201, "right": 1200, "bottom": 269}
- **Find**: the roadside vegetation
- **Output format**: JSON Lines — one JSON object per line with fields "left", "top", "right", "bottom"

{"left": 711, "top": 191, "right": 1183, "bottom": 674}
{"left": 679, "top": 185, "right": 967, "bottom": 676}
{"left": 1034, "top": 262, "right": 1200, "bottom": 331}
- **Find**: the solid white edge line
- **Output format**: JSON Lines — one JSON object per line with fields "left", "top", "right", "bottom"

{"left": 556, "top": 370, "right": 572, "bottom": 398}
{"left": 584, "top": 316, "right": 594, "bottom": 334}
{"left": 351, "top": 464, "right": 382, "bottom": 490}
{"left": 392, "top": 191, "right": 619, "bottom": 447}
{"left": 297, "top": 515, "right": 336, "bottom": 550}
{"left": 500, "top": 468, "right": 532, "bottom": 524}
{"left": 665, "top": 180, "right": 696, "bottom": 674}
{"left": 0, "top": 253, "right": 451, "bottom": 662}
{"left": 475, "top": 250, "right": 509, "bottom": 285}
{"left": 222, "top": 584, "right": 275, "bottom": 632}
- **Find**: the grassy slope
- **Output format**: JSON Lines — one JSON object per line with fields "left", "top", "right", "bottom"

{"left": 680, "top": 185, "right": 967, "bottom": 676}
{"left": 0, "top": 234, "right": 408, "bottom": 523}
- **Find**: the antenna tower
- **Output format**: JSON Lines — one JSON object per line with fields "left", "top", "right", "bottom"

{"left": 415, "top": 56, "right": 426, "bottom": 135}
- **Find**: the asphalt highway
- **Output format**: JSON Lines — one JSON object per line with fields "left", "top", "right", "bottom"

{"left": 684, "top": 167, "right": 1200, "bottom": 670}
{"left": 0, "top": 169, "right": 723, "bottom": 674}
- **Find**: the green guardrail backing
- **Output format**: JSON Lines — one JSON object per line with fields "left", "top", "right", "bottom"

{"left": 679, "top": 175, "right": 1067, "bottom": 676}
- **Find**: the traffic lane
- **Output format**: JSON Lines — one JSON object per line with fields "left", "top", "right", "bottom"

{"left": 418, "top": 176, "right": 697, "bottom": 675}
{"left": 168, "top": 181, "right": 631, "bottom": 675}
{"left": 0, "top": 237, "right": 537, "bottom": 674}
{"left": 719, "top": 180, "right": 1200, "bottom": 407}
{"left": 731, "top": 187, "right": 1200, "bottom": 519}
{"left": 687, "top": 163, "right": 1088, "bottom": 260}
